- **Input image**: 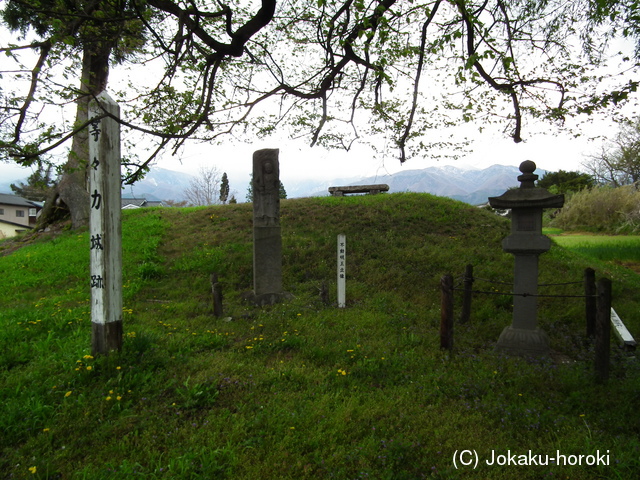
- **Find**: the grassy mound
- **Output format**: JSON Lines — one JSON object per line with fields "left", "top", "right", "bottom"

{"left": 1, "top": 193, "right": 638, "bottom": 479}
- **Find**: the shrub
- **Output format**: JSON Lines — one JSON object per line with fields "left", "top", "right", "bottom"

{"left": 551, "top": 185, "right": 640, "bottom": 233}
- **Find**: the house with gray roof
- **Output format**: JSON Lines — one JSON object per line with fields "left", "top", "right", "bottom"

{"left": 121, "top": 198, "right": 166, "bottom": 209}
{"left": 0, "top": 193, "right": 43, "bottom": 239}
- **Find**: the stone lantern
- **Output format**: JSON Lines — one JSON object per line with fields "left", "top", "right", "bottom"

{"left": 488, "top": 160, "right": 564, "bottom": 356}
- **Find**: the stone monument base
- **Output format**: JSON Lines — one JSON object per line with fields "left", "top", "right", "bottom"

{"left": 253, "top": 226, "right": 283, "bottom": 292}
{"left": 242, "top": 291, "right": 294, "bottom": 307}
{"left": 495, "top": 326, "right": 550, "bottom": 357}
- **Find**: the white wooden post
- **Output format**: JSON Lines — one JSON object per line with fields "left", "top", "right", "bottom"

{"left": 337, "top": 234, "right": 346, "bottom": 308}
{"left": 610, "top": 308, "right": 637, "bottom": 350}
{"left": 89, "top": 91, "right": 123, "bottom": 355}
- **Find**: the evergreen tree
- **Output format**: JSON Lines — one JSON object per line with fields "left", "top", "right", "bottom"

{"left": 536, "top": 170, "right": 595, "bottom": 194}
{"left": 219, "top": 172, "right": 230, "bottom": 204}
{"left": 246, "top": 174, "right": 254, "bottom": 203}
{"left": 10, "top": 163, "right": 56, "bottom": 201}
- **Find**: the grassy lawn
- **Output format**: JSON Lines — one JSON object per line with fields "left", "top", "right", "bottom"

{"left": 550, "top": 232, "right": 640, "bottom": 271}
{"left": 1, "top": 193, "right": 639, "bottom": 479}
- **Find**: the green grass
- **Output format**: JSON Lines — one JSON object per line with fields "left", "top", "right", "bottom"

{"left": 551, "top": 234, "right": 640, "bottom": 264}
{"left": 1, "top": 193, "right": 639, "bottom": 479}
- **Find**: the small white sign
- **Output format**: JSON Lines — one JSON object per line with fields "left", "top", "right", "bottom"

{"left": 610, "top": 308, "right": 637, "bottom": 349}
{"left": 337, "top": 234, "right": 346, "bottom": 308}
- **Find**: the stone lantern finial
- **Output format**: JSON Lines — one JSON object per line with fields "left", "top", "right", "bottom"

{"left": 517, "top": 160, "right": 538, "bottom": 188}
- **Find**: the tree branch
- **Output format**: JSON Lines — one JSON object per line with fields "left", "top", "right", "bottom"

{"left": 397, "top": 1, "right": 442, "bottom": 163}
{"left": 12, "top": 39, "right": 52, "bottom": 145}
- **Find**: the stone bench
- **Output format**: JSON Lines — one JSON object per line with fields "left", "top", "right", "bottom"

{"left": 328, "top": 184, "right": 390, "bottom": 196}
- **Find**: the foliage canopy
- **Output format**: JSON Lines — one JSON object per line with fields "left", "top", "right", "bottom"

{"left": 2, "top": 0, "right": 640, "bottom": 177}
{"left": 536, "top": 169, "right": 595, "bottom": 194}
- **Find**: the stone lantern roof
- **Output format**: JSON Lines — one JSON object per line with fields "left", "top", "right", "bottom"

{"left": 488, "top": 160, "right": 564, "bottom": 210}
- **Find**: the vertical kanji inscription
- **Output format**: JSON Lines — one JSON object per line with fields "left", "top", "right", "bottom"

{"left": 89, "top": 92, "right": 123, "bottom": 355}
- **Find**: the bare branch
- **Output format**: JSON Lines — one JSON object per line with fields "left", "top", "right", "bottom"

{"left": 12, "top": 40, "right": 52, "bottom": 145}
{"left": 398, "top": 1, "right": 443, "bottom": 163}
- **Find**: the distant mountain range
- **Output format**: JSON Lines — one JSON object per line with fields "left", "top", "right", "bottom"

{"left": 288, "top": 164, "right": 536, "bottom": 205}
{"left": 121, "top": 168, "right": 194, "bottom": 202}
{"left": 2, "top": 164, "right": 537, "bottom": 205}
{"left": 0, "top": 167, "right": 194, "bottom": 202}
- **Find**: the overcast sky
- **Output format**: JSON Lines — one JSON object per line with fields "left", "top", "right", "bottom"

{"left": 124, "top": 102, "right": 637, "bottom": 190}
{"left": 2, "top": 23, "right": 638, "bottom": 195}
{"left": 0, "top": 115, "right": 625, "bottom": 194}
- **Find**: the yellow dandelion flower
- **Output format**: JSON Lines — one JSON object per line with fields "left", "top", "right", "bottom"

{"left": 105, "top": 396, "right": 112, "bottom": 401}
{"left": 43, "top": 428, "right": 50, "bottom": 432}
{"left": 65, "top": 391, "right": 72, "bottom": 397}
{"left": 116, "top": 396, "right": 122, "bottom": 401}
{"left": 28, "top": 466, "right": 37, "bottom": 474}
{"left": 86, "top": 366, "right": 92, "bottom": 371}
{"left": 116, "top": 366, "right": 121, "bottom": 370}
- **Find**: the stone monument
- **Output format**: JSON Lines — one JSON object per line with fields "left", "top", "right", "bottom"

{"left": 488, "top": 160, "right": 564, "bottom": 356}
{"left": 250, "top": 148, "right": 290, "bottom": 306}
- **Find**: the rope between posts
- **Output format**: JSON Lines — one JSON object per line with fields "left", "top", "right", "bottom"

{"left": 447, "top": 266, "right": 598, "bottom": 304}
{"left": 465, "top": 278, "right": 583, "bottom": 288}
{"left": 470, "top": 276, "right": 513, "bottom": 286}
{"left": 451, "top": 287, "right": 595, "bottom": 299}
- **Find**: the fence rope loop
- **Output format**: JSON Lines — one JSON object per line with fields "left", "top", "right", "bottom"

{"left": 451, "top": 267, "right": 595, "bottom": 299}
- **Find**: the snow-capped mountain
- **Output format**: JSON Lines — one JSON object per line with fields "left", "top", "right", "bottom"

{"left": 289, "top": 164, "right": 540, "bottom": 205}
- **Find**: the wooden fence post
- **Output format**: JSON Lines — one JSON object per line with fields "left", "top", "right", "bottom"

{"left": 459, "top": 264, "right": 473, "bottom": 324}
{"left": 595, "top": 277, "right": 612, "bottom": 383}
{"left": 585, "top": 268, "right": 596, "bottom": 339}
{"left": 319, "top": 281, "right": 329, "bottom": 306}
{"left": 211, "top": 273, "right": 223, "bottom": 318}
{"left": 440, "top": 274, "right": 454, "bottom": 350}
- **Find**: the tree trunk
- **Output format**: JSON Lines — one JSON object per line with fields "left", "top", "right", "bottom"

{"left": 54, "top": 44, "right": 112, "bottom": 229}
